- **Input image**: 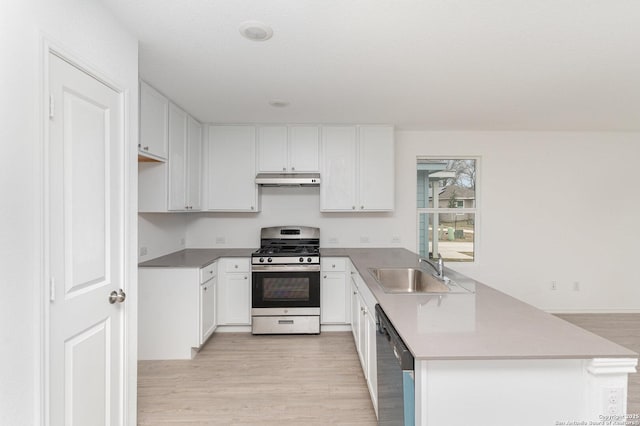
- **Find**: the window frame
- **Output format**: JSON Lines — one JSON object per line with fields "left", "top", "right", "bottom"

{"left": 416, "top": 156, "right": 480, "bottom": 264}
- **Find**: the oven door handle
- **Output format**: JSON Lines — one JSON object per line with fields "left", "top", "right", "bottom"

{"left": 252, "top": 264, "right": 321, "bottom": 272}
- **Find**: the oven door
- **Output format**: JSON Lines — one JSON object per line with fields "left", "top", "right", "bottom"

{"left": 252, "top": 265, "right": 320, "bottom": 309}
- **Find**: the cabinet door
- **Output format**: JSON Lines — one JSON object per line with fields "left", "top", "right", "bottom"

{"left": 289, "top": 126, "right": 319, "bottom": 172}
{"left": 217, "top": 272, "right": 251, "bottom": 325}
{"left": 167, "top": 104, "right": 188, "bottom": 211}
{"left": 200, "top": 277, "right": 217, "bottom": 345}
{"left": 139, "top": 81, "right": 168, "bottom": 159}
{"left": 207, "top": 126, "right": 258, "bottom": 211}
{"left": 358, "top": 125, "right": 394, "bottom": 211}
{"left": 358, "top": 299, "right": 368, "bottom": 373}
{"left": 365, "top": 305, "right": 378, "bottom": 409}
{"left": 187, "top": 116, "right": 202, "bottom": 210}
{"left": 350, "top": 278, "right": 360, "bottom": 351}
{"left": 257, "top": 126, "right": 287, "bottom": 172}
{"left": 321, "top": 272, "right": 348, "bottom": 324}
{"left": 320, "top": 126, "right": 357, "bottom": 211}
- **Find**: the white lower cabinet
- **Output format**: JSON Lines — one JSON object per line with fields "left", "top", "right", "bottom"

{"left": 216, "top": 258, "right": 251, "bottom": 325}
{"left": 200, "top": 265, "right": 217, "bottom": 344}
{"left": 350, "top": 266, "right": 378, "bottom": 416}
{"left": 138, "top": 262, "right": 218, "bottom": 360}
{"left": 321, "top": 257, "right": 350, "bottom": 324}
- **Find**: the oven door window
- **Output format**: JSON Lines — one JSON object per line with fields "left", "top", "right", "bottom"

{"left": 252, "top": 272, "right": 320, "bottom": 308}
{"left": 263, "top": 277, "right": 309, "bottom": 302}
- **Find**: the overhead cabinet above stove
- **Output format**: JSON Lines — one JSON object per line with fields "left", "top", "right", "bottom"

{"left": 257, "top": 125, "right": 320, "bottom": 174}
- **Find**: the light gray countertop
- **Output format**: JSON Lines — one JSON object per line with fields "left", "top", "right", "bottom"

{"left": 340, "top": 248, "right": 636, "bottom": 360}
{"left": 138, "top": 247, "right": 637, "bottom": 360}
{"left": 138, "top": 248, "right": 257, "bottom": 268}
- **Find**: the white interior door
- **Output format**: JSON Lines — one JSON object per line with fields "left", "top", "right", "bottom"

{"left": 48, "top": 53, "right": 125, "bottom": 426}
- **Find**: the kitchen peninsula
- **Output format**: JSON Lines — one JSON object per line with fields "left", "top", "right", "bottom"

{"left": 139, "top": 247, "right": 637, "bottom": 426}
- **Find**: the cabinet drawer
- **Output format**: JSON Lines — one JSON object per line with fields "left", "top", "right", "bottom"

{"left": 322, "top": 258, "right": 347, "bottom": 272}
{"left": 224, "top": 258, "right": 250, "bottom": 273}
{"left": 200, "top": 262, "right": 217, "bottom": 283}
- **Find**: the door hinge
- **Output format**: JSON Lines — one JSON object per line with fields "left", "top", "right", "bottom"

{"left": 49, "top": 277, "right": 55, "bottom": 302}
{"left": 49, "top": 94, "right": 55, "bottom": 119}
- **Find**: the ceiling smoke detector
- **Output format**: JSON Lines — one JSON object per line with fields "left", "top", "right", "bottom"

{"left": 239, "top": 21, "right": 273, "bottom": 41}
{"left": 268, "top": 99, "right": 290, "bottom": 108}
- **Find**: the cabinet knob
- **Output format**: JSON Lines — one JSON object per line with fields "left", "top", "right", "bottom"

{"left": 203, "top": 286, "right": 208, "bottom": 291}
{"left": 332, "top": 264, "right": 336, "bottom": 268}
{"left": 361, "top": 206, "right": 364, "bottom": 209}
{"left": 291, "top": 167, "right": 295, "bottom": 171}
{"left": 352, "top": 206, "right": 356, "bottom": 210}
{"left": 323, "top": 275, "right": 327, "bottom": 279}
{"left": 282, "top": 167, "right": 286, "bottom": 171}
{"left": 234, "top": 265, "right": 238, "bottom": 269}
{"left": 353, "top": 291, "right": 357, "bottom": 295}
{"left": 244, "top": 276, "right": 248, "bottom": 280}
{"left": 251, "top": 206, "right": 254, "bottom": 210}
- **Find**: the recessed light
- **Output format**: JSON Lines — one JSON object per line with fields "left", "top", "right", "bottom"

{"left": 239, "top": 21, "right": 273, "bottom": 41}
{"left": 269, "top": 99, "right": 290, "bottom": 108}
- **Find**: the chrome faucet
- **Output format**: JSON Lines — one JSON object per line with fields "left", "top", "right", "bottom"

{"left": 419, "top": 253, "right": 445, "bottom": 279}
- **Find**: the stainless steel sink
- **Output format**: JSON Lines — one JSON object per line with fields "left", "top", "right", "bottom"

{"left": 369, "top": 267, "right": 469, "bottom": 294}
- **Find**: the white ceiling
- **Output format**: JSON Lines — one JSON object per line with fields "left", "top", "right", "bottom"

{"left": 101, "top": 0, "right": 640, "bottom": 130}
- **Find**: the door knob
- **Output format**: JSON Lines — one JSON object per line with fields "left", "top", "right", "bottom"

{"left": 109, "top": 289, "right": 126, "bottom": 304}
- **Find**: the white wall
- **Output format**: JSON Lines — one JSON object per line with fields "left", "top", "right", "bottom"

{"left": 183, "top": 130, "right": 640, "bottom": 312}
{"left": 0, "top": 1, "right": 137, "bottom": 424}
{"left": 138, "top": 214, "right": 189, "bottom": 262}
{"left": 397, "top": 131, "right": 640, "bottom": 312}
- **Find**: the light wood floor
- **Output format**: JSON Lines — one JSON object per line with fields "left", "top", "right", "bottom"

{"left": 556, "top": 314, "right": 640, "bottom": 415}
{"left": 138, "top": 316, "right": 640, "bottom": 424}
{"left": 137, "top": 332, "right": 377, "bottom": 425}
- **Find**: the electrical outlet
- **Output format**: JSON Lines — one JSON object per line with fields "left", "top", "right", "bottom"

{"left": 329, "top": 237, "right": 339, "bottom": 244}
{"left": 360, "top": 236, "right": 370, "bottom": 244}
{"left": 550, "top": 281, "right": 557, "bottom": 291}
{"left": 180, "top": 238, "right": 185, "bottom": 246}
{"left": 391, "top": 235, "right": 401, "bottom": 243}
{"left": 603, "top": 388, "right": 623, "bottom": 415}
{"left": 216, "top": 236, "right": 226, "bottom": 244}
{"left": 139, "top": 246, "right": 148, "bottom": 256}
{"left": 573, "top": 281, "right": 580, "bottom": 291}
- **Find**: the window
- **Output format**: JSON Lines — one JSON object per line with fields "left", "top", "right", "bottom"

{"left": 417, "top": 158, "right": 477, "bottom": 262}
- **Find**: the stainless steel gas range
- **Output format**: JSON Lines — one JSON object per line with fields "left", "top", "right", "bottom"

{"left": 251, "top": 226, "right": 321, "bottom": 334}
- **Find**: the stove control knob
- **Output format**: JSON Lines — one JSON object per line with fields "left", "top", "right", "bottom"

{"left": 307, "top": 257, "right": 312, "bottom": 263}
{"left": 259, "top": 257, "right": 264, "bottom": 263}
{"left": 267, "top": 258, "right": 272, "bottom": 263}
{"left": 299, "top": 257, "right": 304, "bottom": 263}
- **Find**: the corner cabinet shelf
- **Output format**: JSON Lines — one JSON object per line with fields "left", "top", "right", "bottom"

{"left": 320, "top": 125, "right": 394, "bottom": 212}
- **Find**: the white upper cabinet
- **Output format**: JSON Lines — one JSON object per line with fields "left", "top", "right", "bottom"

{"left": 320, "top": 126, "right": 358, "bottom": 211}
{"left": 358, "top": 126, "right": 394, "bottom": 211}
{"left": 206, "top": 125, "right": 259, "bottom": 212}
{"left": 257, "top": 126, "right": 288, "bottom": 172}
{"left": 141, "top": 101, "right": 201, "bottom": 213}
{"left": 288, "top": 126, "right": 320, "bottom": 172}
{"left": 167, "top": 104, "right": 188, "bottom": 210}
{"left": 186, "top": 117, "right": 202, "bottom": 210}
{"left": 139, "top": 81, "right": 169, "bottom": 160}
{"left": 320, "top": 125, "right": 394, "bottom": 212}
{"left": 257, "top": 125, "right": 320, "bottom": 173}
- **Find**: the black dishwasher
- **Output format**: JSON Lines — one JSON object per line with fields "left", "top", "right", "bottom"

{"left": 376, "top": 304, "right": 415, "bottom": 426}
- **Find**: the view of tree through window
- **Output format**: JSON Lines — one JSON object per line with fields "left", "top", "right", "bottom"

{"left": 417, "top": 159, "right": 477, "bottom": 262}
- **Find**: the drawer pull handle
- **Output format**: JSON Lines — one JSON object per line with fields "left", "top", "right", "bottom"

{"left": 278, "top": 320, "right": 294, "bottom": 325}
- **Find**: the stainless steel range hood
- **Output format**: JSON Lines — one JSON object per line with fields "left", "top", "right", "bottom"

{"left": 255, "top": 173, "right": 321, "bottom": 186}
